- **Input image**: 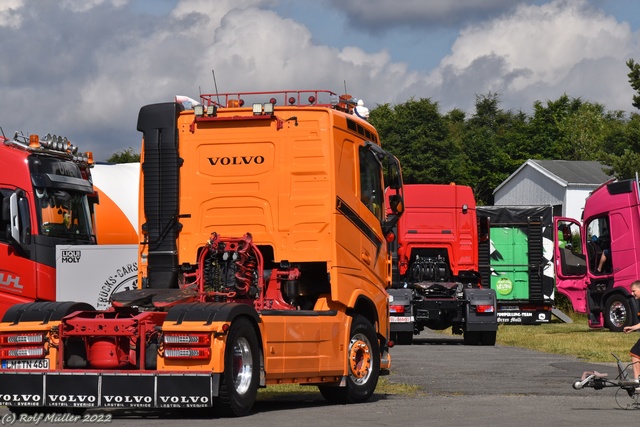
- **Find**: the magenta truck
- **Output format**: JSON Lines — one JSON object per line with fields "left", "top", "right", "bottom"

{"left": 555, "top": 178, "right": 640, "bottom": 332}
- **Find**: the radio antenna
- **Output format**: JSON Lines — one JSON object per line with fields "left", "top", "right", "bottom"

{"left": 344, "top": 80, "right": 347, "bottom": 94}
{"left": 212, "top": 70, "right": 221, "bottom": 105}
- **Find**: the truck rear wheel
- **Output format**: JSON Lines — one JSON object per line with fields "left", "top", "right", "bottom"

{"left": 318, "top": 315, "right": 380, "bottom": 404}
{"left": 463, "top": 331, "right": 481, "bottom": 345}
{"left": 604, "top": 294, "right": 632, "bottom": 332}
{"left": 393, "top": 331, "right": 413, "bottom": 345}
{"left": 481, "top": 330, "right": 497, "bottom": 346}
{"left": 217, "top": 317, "right": 260, "bottom": 417}
{"left": 464, "top": 330, "right": 497, "bottom": 346}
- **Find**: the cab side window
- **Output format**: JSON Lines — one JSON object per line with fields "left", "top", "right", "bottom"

{"left": 359, "top": 146, "right": 383, "bottom": 221}
{"left": 0, "top": 188, "right": 10, "bottom": 241}
{"left": 586, "top": 217, "right": 611, "bottom": 274}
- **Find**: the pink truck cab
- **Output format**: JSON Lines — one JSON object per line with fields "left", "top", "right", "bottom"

{"left": 555, "top": 178, "right": 640, "bottom": 331}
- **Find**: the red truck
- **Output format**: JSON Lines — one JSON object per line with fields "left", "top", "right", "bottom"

{"left": 556, "top": 178, "right": 640, "bottom": 331}
{"left": 0, "top": 131, "right": 96, "bottom": 318}
{"left": 387, "top": 184, "right": 498, "bottom": 345}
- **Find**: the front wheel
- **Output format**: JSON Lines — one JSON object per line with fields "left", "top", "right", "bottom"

{"left": 604, "top": 294, "right": 632, "bottom": 332}
{"left": 318, "top": 315, "right": 380, "bottom": 404}
{"left": 217, "top": 317, "right": 260, "bottom": 417}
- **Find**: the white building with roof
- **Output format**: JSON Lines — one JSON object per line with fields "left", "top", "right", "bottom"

{"left": 492, "top": 160, "right": 613, "bottom": 221}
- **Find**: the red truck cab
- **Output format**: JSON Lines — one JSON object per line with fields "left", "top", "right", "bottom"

{"left": 0, "top": 132, "right": 95, "bottom": 317}
{"left": 387, "top": 183, "right": 497, "bottom": 345}
{"left": 395, "top": 184, "right": 478, "bottom": 280}
{"left": 556, "top": 178, "right": 640, "bottom": 331}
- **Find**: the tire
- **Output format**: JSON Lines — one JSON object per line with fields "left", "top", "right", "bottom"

{"left": 2, "top": 301, "right": 95, "bottom": 323}
{"left": 318, "top": 315, "right": 380, "bottom": 404}
{"left": 217, "top": 317, "right": 260, "bottom": 417}
{"left": 394, "top": 331, "right": 413, "bottom": 346}
{"left": 604, "top": 294, "right": 632, "bottom": 332}
{"left": 463, "top": 331, "right": 481, "bottom": 345}
{"left": 481, "top": 331, "right": 497, "bottom": 346}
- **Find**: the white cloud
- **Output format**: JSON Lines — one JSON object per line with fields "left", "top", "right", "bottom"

{"left": 0, "top": 0, "right": 639, "bottom": 160}
{"left": 0, "top": 0, "right": 24, "bottom": 28}
{"left": 426, "top": 0, "right": 640, "bottom": 112}
{"left": 59, "top": 0, "right": 128, "bottom": 13}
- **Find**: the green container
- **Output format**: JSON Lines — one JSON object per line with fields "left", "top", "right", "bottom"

{"left": 489, "top": 227, "right": 530, "bottom": 300}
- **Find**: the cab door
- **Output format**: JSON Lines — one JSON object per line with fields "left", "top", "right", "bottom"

{"left": 0, "top": 188, "right": 37, "bottom": 315}
{"left": 554, "top": 218, "right": 592, "bottom": 320}
{"left": 357, "top": 145, "right": 387, "bottom": 288}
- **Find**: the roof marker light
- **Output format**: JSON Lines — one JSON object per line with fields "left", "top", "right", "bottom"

{"left": 29, "top": 135, "right": 39, "bottom": 149}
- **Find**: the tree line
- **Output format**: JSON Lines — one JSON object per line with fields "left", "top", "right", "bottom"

{"left": 108, "top": 60, "right": 640, "bottom": 205}
{"left": 369, "top": 59, "right": 640, "bottom": 204}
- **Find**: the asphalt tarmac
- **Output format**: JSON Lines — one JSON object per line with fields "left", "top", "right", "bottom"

{"left": 1, "top": 329, "right": 637, "bottom": 426}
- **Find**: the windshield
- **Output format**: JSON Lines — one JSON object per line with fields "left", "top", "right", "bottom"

{"left": 35, "top": 187, "right": 95, "bottom": 240}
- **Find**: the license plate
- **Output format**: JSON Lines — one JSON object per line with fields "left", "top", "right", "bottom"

{"left": 389, "top": 316, "right": 412, "bottom": 323}
{"left": 1, "top": 359, "right": 49, "bottom": 370}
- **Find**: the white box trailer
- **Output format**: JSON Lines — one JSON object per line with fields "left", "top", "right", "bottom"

{"left": 56, "top": 244, "right": 138, "bottom": 310}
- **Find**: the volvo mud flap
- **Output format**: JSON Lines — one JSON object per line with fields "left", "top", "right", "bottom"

{"left": 0, "top": 372, "right": 220, "bottom": 409}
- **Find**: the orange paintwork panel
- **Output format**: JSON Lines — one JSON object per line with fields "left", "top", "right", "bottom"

{"left": 174, "top": 110, "right": 334, "bottom": 266}
{"left": 260, "top": 311, "right": 347, "bottom": 379}
{"left": 0, "top": 321, "right": 61, "bottom": 369}
{"left": 156, "top": 321, "right": 227, "bottom": 373}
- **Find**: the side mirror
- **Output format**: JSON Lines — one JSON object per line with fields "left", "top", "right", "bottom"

{"left": 388, "top": 195, "right": 404, "bottom": 215}
{"left": 382, "top": 195, "right": 404, "bottom": 236}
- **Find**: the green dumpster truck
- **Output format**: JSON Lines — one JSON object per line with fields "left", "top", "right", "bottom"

{"left": 476, "top": 205, "right": 555, "bottom": 324}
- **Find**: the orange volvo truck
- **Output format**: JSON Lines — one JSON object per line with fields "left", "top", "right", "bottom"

{"left": 0, "top": 90, "right": 404, "bottom": 417}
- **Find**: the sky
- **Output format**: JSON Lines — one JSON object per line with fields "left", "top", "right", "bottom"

{"left": 1, "top": 0, "right": 640, "bottom": 161}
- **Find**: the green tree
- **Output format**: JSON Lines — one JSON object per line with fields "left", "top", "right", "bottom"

{"left": 370, "top": 98, "right": 462, "bottom": 185}
{"left": 369, "top": 88, "right": 638, "bottom": 204}
{"left": 627, "top": 58, "right": 640, "bottom": 110}
{"left": 106, "top": 147, "right": 140, "bottom": 163}
{"left": 460, "top": 93, "right": 525, "bottom": 204}
{"left": 604, "top": 113, "right": 640, "bottom": 178}
{"left": 526, "top": 94, "right": 583, "bottom": 159}
{"left": 555, "top": 102, "right": 607, "bottom": 161}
